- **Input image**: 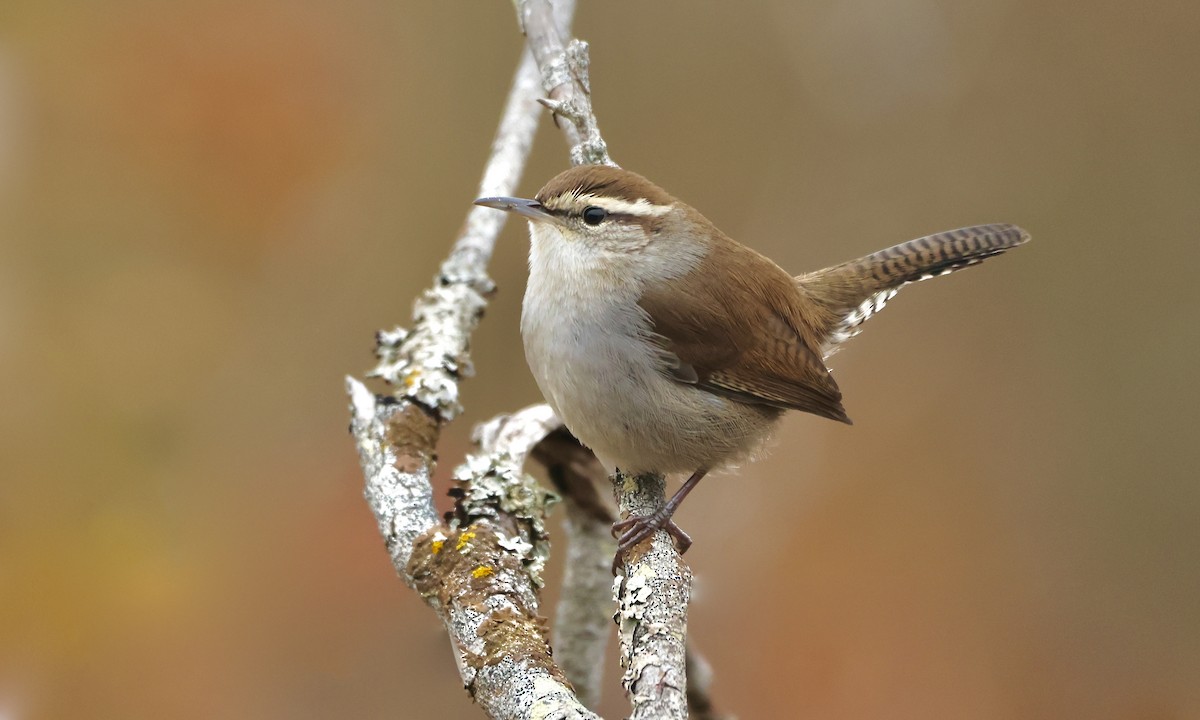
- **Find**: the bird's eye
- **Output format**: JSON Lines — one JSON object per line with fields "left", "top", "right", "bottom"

{"left": 582, "top": 206, "right": 608, "bottom": 226}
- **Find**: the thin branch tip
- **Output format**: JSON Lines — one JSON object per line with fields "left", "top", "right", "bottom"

{"left": 346, "top": 376, "right": 374, "bottom": 421}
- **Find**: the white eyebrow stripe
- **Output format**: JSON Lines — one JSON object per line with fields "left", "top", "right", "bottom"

{"left": 574, "top": 193, "right": 674, "bottom": 217}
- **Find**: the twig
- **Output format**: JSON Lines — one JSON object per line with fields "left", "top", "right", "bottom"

{"left": 518, "top": 0, "right": 613, "bottom": 166}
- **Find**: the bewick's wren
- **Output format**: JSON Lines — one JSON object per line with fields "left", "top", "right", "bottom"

{"left": 476, "top": 165, "right": 1029, "bottom": 565}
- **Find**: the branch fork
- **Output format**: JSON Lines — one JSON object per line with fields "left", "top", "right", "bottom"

{"left": 345, "top": 1, "right": 720, "bottom": 717}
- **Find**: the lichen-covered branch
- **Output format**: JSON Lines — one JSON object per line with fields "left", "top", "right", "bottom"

{"left": 408, "top": 521, "right": 585, "bottom": 719}
{"left": 529, "top": 425, "right": 728, "bottom": 718}
{"left": 613, "top": 473, "right": 691, "bottom": 720}
{"left": 345, "top": 1, "right": 598, "bottom": 716}
{"left": 348, "top": 42, "right": 546, "bottom": 585}
{"left": 531, "top": 428, "right": 618, "bottom": 708}
{"left": 462, "top": 403, "right": 565, "bottom": 587}
{"left": 349, "top": 393, "right": 599, "bottom": 718}
{"left": 347, "top": 379, "right": 441, "bottom": 581}
{"left": 406, "top": 406, "right": 597, "bottom": 719}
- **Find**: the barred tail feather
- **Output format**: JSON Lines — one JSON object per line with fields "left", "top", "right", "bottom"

{"left": 797, "top": 223, "right": 1030, "bottom": 356}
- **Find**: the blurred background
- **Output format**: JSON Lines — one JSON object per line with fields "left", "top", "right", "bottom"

{"left": 1, "top": 0, "right": 1197, "bottom": 718}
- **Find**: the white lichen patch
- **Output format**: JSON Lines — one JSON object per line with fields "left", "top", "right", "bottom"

{"left": 451, "top": 451, "right": 559, "bottom": 586}
{"left": 346, "top": 376, "right": 378, "bottom": 424}
{"left": 497, "top": 533, "right": 533, "bottom": 557}
{"left": 527, "top": 674, "right": 601, "bottom": 720}
{"left": 613, "top": 567, "right": 655, "bottom": 638}
{"left": 368, "top": 282, "right": 487, "bottom": 420}
{"left": 346, "top": 376, "right": 439, "bottom": 571}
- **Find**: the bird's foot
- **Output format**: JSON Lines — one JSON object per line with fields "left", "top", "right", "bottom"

{"left": 611, "top": 514, "right": 692, "bottom": 574}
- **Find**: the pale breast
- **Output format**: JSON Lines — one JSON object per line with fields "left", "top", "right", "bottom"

{"left": 520, "top": 227, "right": 779, "bottom": 474}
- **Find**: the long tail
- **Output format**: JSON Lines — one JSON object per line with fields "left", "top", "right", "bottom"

{"left": 796, "top": 223, "right": 1030, "bottom": 356}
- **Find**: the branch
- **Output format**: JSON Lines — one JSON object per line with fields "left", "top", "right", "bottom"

{"left": 349, "top": 1, "right": 706, "bottom": 716}
{"left": 529, "top": 424, "right": 731, "bottom": 718}
{"left": 613, "top": 474, "right": 691, "bottom": 719}
{"left": 408, "top": 405, "right": 597, "bottom": 719}
{"left": 347, "top": 378, "right": 440, "bottom": 585}
{"left": 531, "top": 428, "right": 617, "bottom": 708}
{"left": 349, "top": 396, "right": 598, "bottom": 719}
{"left": 347, "top": 45, "right": 546, "bottom": 582}
{"left": 515, "top": 3, "right": 691, "bottom": 717}
{"left": 346, "top": 3, "right": 597, "bottom": 716}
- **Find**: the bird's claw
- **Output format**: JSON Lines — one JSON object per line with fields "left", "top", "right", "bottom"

{"left": 611, "top": 515, "right": 693, "bottom": 574}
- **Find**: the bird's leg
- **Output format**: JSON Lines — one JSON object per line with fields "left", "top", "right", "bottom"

{"left": 612, "top": 468, "right": 708, "bottom": 573}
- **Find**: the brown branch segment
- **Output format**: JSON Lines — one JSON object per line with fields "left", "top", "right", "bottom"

{"left": 348, "top": 386, "right": 442, "bottom": 582}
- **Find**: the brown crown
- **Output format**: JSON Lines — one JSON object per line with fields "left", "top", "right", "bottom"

{"left": 535, "top": 165, "right": 676, "bottom": 207}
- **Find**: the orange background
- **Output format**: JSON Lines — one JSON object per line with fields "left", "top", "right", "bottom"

{"left": 2, "top": 1, "right": 1197, "bottom": 718}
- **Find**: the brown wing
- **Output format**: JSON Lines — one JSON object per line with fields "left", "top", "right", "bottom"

{"left": 638, "top": 233, "right": 852, "bottom": 424}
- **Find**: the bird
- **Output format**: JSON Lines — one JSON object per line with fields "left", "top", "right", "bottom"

{"left": 476, "top": 164, "right": 1029, "bottom": 567}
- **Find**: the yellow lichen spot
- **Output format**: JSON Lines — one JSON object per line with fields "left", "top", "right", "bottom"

{"left": 403, "top": 370, "right": 420, "bottom": 388}
{"left": 431, "top": 539, "right": 444, "bottom": 554}
{"left": 456, "top": 530, "right": 476, "bottom": 551}
{"left": 472, "top": 565, "right": 494, "bottom": 578}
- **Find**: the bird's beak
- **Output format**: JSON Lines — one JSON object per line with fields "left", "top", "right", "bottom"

{"left": 474, "top": 196, "right": 557, "bottom": 224}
